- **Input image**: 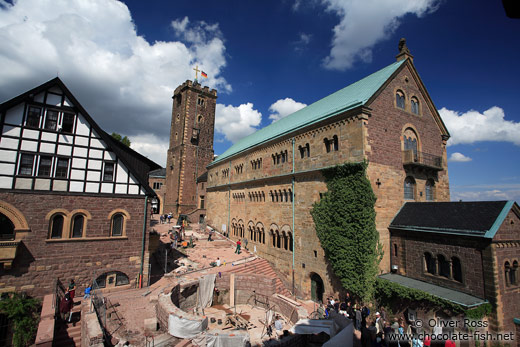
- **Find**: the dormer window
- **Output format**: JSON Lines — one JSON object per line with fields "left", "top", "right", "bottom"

{"left": 396, "top": 90, "right": 405, "bottom": 109}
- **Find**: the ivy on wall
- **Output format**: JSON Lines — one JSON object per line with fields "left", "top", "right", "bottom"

{"left": 0, "top": 294, "right": 40, "bottom": 347}
{"left": 311, "top": 161, "right": 382, "bottom": 301}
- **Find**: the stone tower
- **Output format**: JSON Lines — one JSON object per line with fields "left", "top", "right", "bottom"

{"left": 164, "top": 80, "right": 217, "bottom": 217}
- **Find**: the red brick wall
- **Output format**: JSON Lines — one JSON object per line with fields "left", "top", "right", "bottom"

{"left": 0, "top": 192, "right": 147, "bottom": 298}
{"left": 493, "top": 209, "right": 520, "bottom": 334}
{"left": 391, "top": 231, "right": 487, "bottom": 298}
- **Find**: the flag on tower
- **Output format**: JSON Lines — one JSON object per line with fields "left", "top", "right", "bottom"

{"left": 201, "top": 71, "right": 208, "bottom": 78}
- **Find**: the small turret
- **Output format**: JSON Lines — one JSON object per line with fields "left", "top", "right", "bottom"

{"left": 396, "top": 38, "right": 414, "bottom": 62}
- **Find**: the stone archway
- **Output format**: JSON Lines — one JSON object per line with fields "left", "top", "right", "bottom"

{"left": 310, "top": 273, "right": 324, "bottom": 303}
{"left": 0, "top": 200, "right": 30, "bottom": 234}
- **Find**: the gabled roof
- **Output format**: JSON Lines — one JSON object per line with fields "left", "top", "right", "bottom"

{"left": 0, "top": 77, "right": 160, "bottom": 196}
{"left": 390, "top": 201, "right": 516, "bottom": 238}
{"left": 211, "top": 59, "right": 406, "bottom": 165}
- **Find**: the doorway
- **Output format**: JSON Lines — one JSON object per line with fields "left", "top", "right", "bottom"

{"left": 310, "top": 273, "right": 324, "bottom": 303}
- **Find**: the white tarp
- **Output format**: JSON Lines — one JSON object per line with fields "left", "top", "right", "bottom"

{"left": 168, "top": 314, "right": 208, "bottom": 339}
{"left": 323, "top": 319, "right": 353, "bottom": 347}
{"left": 290, "top": 319, "right": 337, "bottom": 337}
{"left": 197, "top": 274, "right": 216, "bottom": 309}
{"left": 192, "top": 330, "right": 249, "bottom": 347}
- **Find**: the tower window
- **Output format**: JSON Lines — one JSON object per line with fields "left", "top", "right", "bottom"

{"left": 411, "top": 97, "right": 419, "bottom": 114}
{"left": 396, "top": 90, "right": 405, "bottom": 109}
{"left": 404, "top": 176, "right": 416, "bottom": 200}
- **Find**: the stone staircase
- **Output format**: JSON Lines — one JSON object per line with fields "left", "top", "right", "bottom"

{"left": 228, "top": 258, "right": 292, "bottom": 297}
{"left": 53, "top": 298, "right": 82, "bottom": 347}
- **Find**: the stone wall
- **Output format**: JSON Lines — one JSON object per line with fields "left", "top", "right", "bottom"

{"left": 0, "top": 192, "right": 147, "bottom": 298}
{"left": 81, "top": 300, "right": 104, "bottom": 347}
{"left": 390, "top": 230, "right": 487, "bottom": 298}
{"left": 35, "top": 294, "right": 54, "bottom": 347}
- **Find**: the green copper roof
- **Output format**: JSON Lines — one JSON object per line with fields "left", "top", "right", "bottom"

{"left": 211, "top": 59, "right": 406, "bottom": 165}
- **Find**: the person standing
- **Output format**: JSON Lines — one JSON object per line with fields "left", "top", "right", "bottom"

{"left": 235, "top": 240, "right": 241, "bottom": 254}
{"left": 208, "top": 229, "right": 213, "bottom": 241}
{"left": 68, "top": 279, "right": 76, "bottom": 300}
{"left": 60, "top": 292, "right": 74, "bottom": 322}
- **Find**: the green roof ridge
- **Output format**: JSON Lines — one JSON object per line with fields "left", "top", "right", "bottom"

{"left": 211, "top": 59, "right": 406, "bottom": 165}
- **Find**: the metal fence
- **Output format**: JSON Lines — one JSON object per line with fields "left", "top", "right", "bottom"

{"left": 90, "top": 274, "right": 107, "bottom": 344}
{"left": 53, "top": 278, "right": 66, "bottom": 319}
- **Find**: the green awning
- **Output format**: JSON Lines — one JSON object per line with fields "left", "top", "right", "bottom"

{"left": 379, "top": 273, "right": 487, "bottom": 308}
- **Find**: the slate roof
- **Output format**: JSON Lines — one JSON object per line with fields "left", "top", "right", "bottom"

{"left": 390, "top": 201, "right": 515, "bottom": 238}
{"left": 379, "top": 273, "right": 487, "bottom": 308}
{"left": 210, "top": 59, "right": 406, "bottom": 165}
{"left": 149, "top": 168, "right": 166, "bottom": 178}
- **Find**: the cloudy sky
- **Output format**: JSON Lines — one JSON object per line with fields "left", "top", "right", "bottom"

{"left": 0, "top": 0, "right": 519, "bottom": 203}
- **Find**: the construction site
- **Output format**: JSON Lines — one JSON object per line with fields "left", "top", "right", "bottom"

{"left": 76, "top": 216, "right": 353, "bottom": 347}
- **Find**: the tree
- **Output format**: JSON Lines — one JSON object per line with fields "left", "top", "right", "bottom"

{"left": 111, "top": 132, "right": 131, "bottom": 147}
{"left": 310, "top": 161, "right": 382, "bottom": 301}
{"left": 0, "top": 294, "right": 40, "bottom": 347}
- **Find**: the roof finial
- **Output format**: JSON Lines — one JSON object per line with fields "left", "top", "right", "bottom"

{"left": 396, "top": 38, "right": 413, "bottom": 62}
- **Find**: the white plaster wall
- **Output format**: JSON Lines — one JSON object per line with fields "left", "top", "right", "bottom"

{"left": 15, "top": 178, "right": 32, "bottom": 189}
{"left": 0, "top": 138, "right": 19, "bottom": 150}
{"left": 41, "top": 132, "right": 57, "bottom": 142}
{"left": 58, "top": 134, "right": 73, "bottom": 144}
{"left": 76, "top": 115, "right": 90, "bottom": 136}
{"left": 53, "top": 180, "right": 68, "bottom": 191}
{"left": 57, "top": 145, "right": 72, "bottom": 156}
{"left": 0, "top": 149, "right": 17, "bottom": 162}
{"left": 89, "top": 149, "right": 103, "bottom": 159}
{"left": 4, "top": 104, "right": 24, "bottom": 124}
{"left": 34, "top": 179, "right": 51, "bottom": 190}
{"left": 70, "top": 181, "right": 84, "bottom": 192}
{"left": 75, "top": 136, "right": 89, "bottom": 146}
{"left": 90, "top": 138, "right": 105, "bottom": 149}
{"left": 87, "top": 159, "right": 102, "bottom": 170}
{"left": 20, "top": 140, "right": 38, "bottom": 152}
{"left": 85, "top": 182, "right": 99, "bottom": 193}
{"left": 63, "top": 97, "right": 72, "bottom": 107}
{"left": 115, "top": 184, "right": 127, "bottom": 194}
{"left": 46, "top": 93, "right": 62, "bottom": 106}
{"left": 104, "top": 151, "right": 116, "bottom": 160}
{"left": 0, "top": 176, "right": 13, "bottom": 189}
{"left": 87, "top": 171, "right": 100, "bottom": 181}
{"left": 40, "top": 143, "right": 56, "bottom": 153}
{"left": 3, "top": 125, "right": 20, "bottom": 137}
{"left": 101, "top": 183, "right": 113, "bottom": 193}
{"left": 0, "top": 163, "right": 15, "bottom": 175}
{"left": 72, "top": 158, "right": 86, "bottom": 169}
{"left": 22, "top": 129, "right": 39, "bottom": 139}
{"left": 71, "top": 169, "right": 85, "bottom": 180}
{"left": 116, "top": 164, "right": 128, "bottom": 183}
{"left": 73, "top": 147, "right": 88, "bottom": 157}
{"left": 128, "top": 185, "right": 139, "bottom": 195}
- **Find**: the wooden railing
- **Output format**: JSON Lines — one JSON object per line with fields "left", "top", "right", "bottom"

{"left": 402, "top": 150, "right": 443, "bottom": 170}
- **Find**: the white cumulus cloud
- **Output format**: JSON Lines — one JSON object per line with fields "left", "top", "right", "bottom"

{"left": 0, "top": 0, "right": 230, "bottom": 167}
{"left": 268, "top": 98, "right": 307, "bottom": 122}
{"left": 320, "top": 0, "right": 440, "bottom": 70}
{"left": 439, "top": 106, "right": 520, "bottom": 146}
{"left": 215, "top": 103, "right": 262, "bottom": 143}
{"left": 448, "top": 152, "right": 472, "bottom": 162}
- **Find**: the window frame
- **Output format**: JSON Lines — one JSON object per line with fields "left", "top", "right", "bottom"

{"left": 26, "top": 106, "right": 41, "bottom": 128}
{"left": 61, "top": 113, "right": 75, "bottom": 133}
{"left": 404, "top": 176, "right": 416, "bottom": 200}
{"left": 38, "top": 155, "right": 53, "bottom": 177}
{"left": 411, "top": 97, "right": 419, "bottom": 115}
{"left": 44, "top": 109, "right": 59, "bottom": 131}
{"left": 110, "top": 213, "right": 125, "bottom": 237}
{"left": 396, "top": 90, "right": 405, "bottom": 109}
{"left": 18, "top": 153, "right": 35, "bottom": 176}
{"left": 55, "top": 157, "right": 69, "bottom": 178}
{"left": 71, "top": 214, "right": 85, "bottom": 238}
{"left": 103, "top": 162, "right": 115, "bottom": 182}
{"left": 50, "top": 214, "right": 65, "bottom": 239}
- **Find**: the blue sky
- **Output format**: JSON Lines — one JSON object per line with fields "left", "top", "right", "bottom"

{"left": 0, "top": 0, "right": 519, "bottom": 203}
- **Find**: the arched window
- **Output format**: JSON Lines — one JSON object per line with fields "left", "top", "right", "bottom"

{"left": 282, "top": 231, "right": 288, "bottom": 250}
{"left": 505, "top": 262, "right": 511, "bottom": 286}
{"left": 404, "top": 177, "right": 416, "bottom": 200}
{"left": 95, "top": 271, "right": 129, "bottom": 288}
{"left": 50, "top": 214, "right": 64, "bottom": 239}
{"left": 111, "top": 213, "right": 124, "bottom": 236}
{"left": 305, "top": 143, "right": 310, "bottom": 157}
{"left": 424, "top": 252, "right": 435, "bottom": 275}
{"left": 262, "top": 228, "right": 265, "bottom": 244}
{"left": 197, "top": 115, "right": 204, "bottom": 123}
{"left": 276, "top": 231, "right": 281, "bottom": 248}
{"left": 284, "top": 190, "right": 288, "bottom": 202}
{"left": 394, "top": 243, "right": 398, "bottom": 257}
{"left": 271, "top": 230, "right": 276, "bottom": 247}
{"left": 71, "top": 214, "right": 85, "bottom": 238}
{"left": 0, "top": 213, "right": 15, "bottom": 240}
{"left": 396, "top": 90, "right": 405, "bottom": 109}
{"left": 452, "top": 257, "right": 462, "bottom": 282}
{"left": 511, "top": 261, "right": 518, "bottom": 285}
{"left": 324, "top": 138, "right": 331, "bottom": 153}
{"left": 403, "top": 128, "right": 419, "bottom": 160}
{"left": 332, "top": 135, "right": 339, "bottom": 151}
{"left": 289, "top": 189, "right": 293, "bottom": 202}
{"left": 438, "top": 254, "right": 450, "bottom": 278}
{"left": 288, "top": 232, "right": 293, "bottom": 252}
{"left": 425, "top": 179, "right": 435, "bottom": 201}
{"left": 411, "top": 97, "right": 419, "bottom": 114}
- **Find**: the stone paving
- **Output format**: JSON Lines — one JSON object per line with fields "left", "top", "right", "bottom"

{"left": 103, "top": 215, "right": 302, "bottom": 346}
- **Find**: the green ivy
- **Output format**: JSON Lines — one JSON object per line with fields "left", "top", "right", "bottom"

{"left": 310, "top": 161, "right": 382, "bottom": 301}
{"left": 0, "top": 294, "right": 40, "bottom": 347}
{"left": 375, "top": 278, "right": 492, "bottom": 319}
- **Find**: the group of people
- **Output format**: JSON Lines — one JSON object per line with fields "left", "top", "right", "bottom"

{"left": 159, "top": 212, "right": 174, "bottom": 224}
{"left": 59, "top": 279, "right": 77, "bottom": 323}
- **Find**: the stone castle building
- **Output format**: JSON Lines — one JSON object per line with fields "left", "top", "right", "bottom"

{"left": 0, "top": 77, "right": 160, "bottom": 296}
{"left": 164, "top": 80, "right": 217, "bottom": 223}
{"left": 205, "top": 44, "right": 450, "bottom": 298}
